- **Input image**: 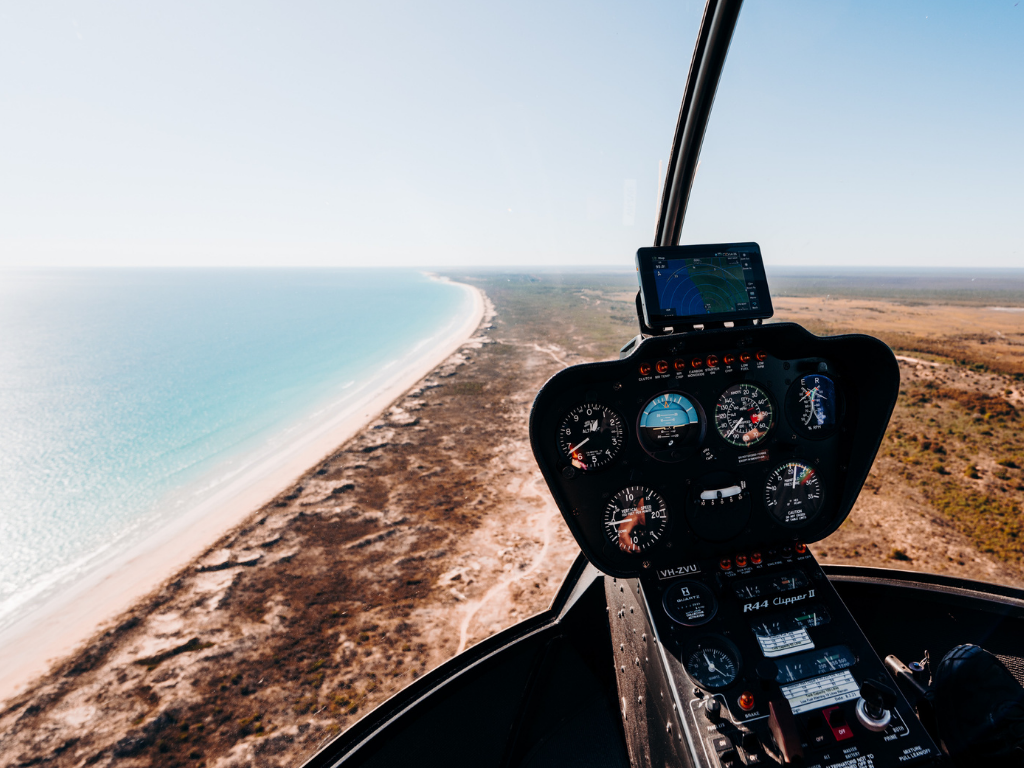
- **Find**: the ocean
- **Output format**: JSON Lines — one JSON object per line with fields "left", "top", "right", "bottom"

{"left": 0, "top": 269, "right": 474, "bottom": 634}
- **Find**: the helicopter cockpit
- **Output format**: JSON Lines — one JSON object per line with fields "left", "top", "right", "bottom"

{"left": 303, "top": 1, "right": 1024, "bottom": 766}
{"left": 529, "top": 240, "right": 935, "bottom": 765}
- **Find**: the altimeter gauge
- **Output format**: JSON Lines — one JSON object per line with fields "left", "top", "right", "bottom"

{"left": 683, "top": 636, "right": 742, "bottom": 691}
{"left": 715, "top": 383, "right": 774, "bottom": 447}
{"left": 786, "top": 374, "right": 841, "bottom": 439}
{"left": 764, "top": 461, "right": 825, "bottom": 527}
{"left": 603, "top": 486, "right": 668, "bottom": 554}
{"left": 558, "top": 403, "right": 625, "bottom": 471}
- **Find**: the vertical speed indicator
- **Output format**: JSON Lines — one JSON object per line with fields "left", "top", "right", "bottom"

{"left": 604, "top": 486, "right": 668, "bottom": 554}
{"left": 557, "top": 403, "right": 625, "bottom": 471}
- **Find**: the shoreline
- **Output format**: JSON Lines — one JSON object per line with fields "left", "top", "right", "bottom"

{"left": 0, "top": 279, "right": 485, "bottom": 705}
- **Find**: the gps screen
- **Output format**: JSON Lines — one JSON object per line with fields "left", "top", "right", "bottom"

{"left": 636, "top": 243, "right": 772, "bottom": 327}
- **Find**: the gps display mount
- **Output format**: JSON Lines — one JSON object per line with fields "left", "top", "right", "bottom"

{"left": 634, "top": 243, "right": 773, "bottom": 337}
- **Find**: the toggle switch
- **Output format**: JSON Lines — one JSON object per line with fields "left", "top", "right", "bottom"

{"left": 768, "top": 698, "right": 803, "bottom": 764}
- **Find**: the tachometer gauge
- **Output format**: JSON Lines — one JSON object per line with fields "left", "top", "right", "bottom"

{"left": 764, "top": 461, "right": 825, "bottom": 526}
{"left": 786, "top": 374, "right": 841, "bottom": 439}
{"left": 603, "top": 486, "right": 668, "bottom": 554}
{"left": 683, "top": 636, "right": 741, "bottom": 691}
{"left": 557, "top": 403, "right": 625, "bottom": 471}
{"left": 715, "top": 383, "right": 774, "bottom": 447}
{"left": 638, "top": 392, "right": 704, "bottom": 461}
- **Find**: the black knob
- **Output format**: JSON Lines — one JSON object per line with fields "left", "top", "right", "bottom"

{"left": 856, "top": 680, "right": 896, "bottom": 732}
{"left": 859, "top": 680, "right": 897, "bottom": 717}
{"left": 704, "top": 697, "right": 722, "bottom": 722}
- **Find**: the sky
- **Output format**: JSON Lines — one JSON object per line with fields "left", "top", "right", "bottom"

{"left": 1, "top": 1, "right": 1021, "bottom": 269}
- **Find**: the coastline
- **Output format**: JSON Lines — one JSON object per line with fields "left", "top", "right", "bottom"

{"left": 0, "top": 279, "right": 485, "bottom": 705}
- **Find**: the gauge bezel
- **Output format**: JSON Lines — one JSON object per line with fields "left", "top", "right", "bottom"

{"left": 713, "top": 381, "right": 776, "bottom": 449}
{"left": 681, "top": 634, "right": 743, "bottom": 691}
{"left": 662, "top": 579, "right": 718, "bottom": 626}
{"left": 602, "top": 485, "right": 670, "bottom": 555}
{"left": 763, "top": 459, "right": 826, "bottom": 528}
{"left": 784, "top": 372, "right": 844, "bottom": 440}
{"left": 556, "top": 402, "right": 627, "bottom": 472}
{"left": 635, "top": 390, "right": 706, "bottom": 463}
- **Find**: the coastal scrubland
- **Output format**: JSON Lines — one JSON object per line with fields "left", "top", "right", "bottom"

{"left": 1, "top": 272, "right": 1022, "bottom": 767}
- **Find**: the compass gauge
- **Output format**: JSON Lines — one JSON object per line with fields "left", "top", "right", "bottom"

{"left": 715, "top": 383, "right": 774, "bottom": 447}
{"left": 557, "top": 403, "right": 625, "bottom": 471}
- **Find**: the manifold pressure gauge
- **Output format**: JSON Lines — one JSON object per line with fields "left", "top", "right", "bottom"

{"left": 765, "top": 461, "right": 825, "bottom": 526}
{"left": 603, "top": 486, "right": 668, "bottom": 554}
{"left": 558, "top": 403, "right": 625, "bottom": 471}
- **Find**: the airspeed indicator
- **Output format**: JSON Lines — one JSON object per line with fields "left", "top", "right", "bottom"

{"left": 715, "top": 383, "right": 774, "bottom": 447}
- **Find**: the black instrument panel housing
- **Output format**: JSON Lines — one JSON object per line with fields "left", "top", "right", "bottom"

{"left": 529, "top": 323, "right": 899, "bottom": 578}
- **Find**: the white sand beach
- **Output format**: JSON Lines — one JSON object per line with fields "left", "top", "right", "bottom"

{"left": 0, "top": 280, "right": 485, "bottom": 704}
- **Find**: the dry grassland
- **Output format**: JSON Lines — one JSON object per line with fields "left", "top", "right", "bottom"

{"left": 1, "top": 276, "right": 1022, "bottom": 768}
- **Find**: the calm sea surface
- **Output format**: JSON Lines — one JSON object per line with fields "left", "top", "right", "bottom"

{"left": 0, "top": 269, "right": 472, "bottom": 633}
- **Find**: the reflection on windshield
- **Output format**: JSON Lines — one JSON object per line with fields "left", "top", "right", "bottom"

{"left": 680, "top": 2, "right": 1024, "bottom": 586}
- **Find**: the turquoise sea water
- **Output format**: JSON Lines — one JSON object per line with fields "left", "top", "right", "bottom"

{"left": 0, "top": 269, "right": 473, "bottom": 633}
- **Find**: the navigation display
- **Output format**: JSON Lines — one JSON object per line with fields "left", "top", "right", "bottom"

{"left": 636, "top": 243, "right": 772, "bottom": 328}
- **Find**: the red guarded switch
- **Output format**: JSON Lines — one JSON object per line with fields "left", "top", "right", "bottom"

{"left": 823, "top": 707, "right": 854, "bottom": 741}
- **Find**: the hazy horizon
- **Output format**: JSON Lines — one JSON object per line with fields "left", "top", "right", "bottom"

{"left": 2, "top": 1, "right": 1021, "bottom": 269}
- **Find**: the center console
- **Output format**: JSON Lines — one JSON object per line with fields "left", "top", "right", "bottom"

{"left": 609, "top": 548, "right": 937, "bottom": 767}
{"left": 528, "top": 322, "right": 942, "bottom": 766}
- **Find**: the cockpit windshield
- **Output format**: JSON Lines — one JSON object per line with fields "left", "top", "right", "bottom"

{"left": 1, "top": 3, "right": 1022, "bottom": 767}
{"left": 683, "top": 2, "right": 1024, "bottom": 588}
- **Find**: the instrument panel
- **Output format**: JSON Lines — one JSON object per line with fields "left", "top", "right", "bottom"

{"left": 529, "top": 323, "right": 899, "bottom": 577}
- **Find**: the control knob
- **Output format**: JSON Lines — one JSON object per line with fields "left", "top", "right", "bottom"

{"left": 703, "top": 696, "right": 722, "bottom": 723}
{"left": 855, "top": 679, "right": 897, "bottom": 731}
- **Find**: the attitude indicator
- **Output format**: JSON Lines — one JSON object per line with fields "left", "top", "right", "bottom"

{"left": 638, "top": 392, "right": 704, "bottom": 461}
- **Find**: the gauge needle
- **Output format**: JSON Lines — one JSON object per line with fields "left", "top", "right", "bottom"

{"left": 704, "top": 652, "right": 717, "bottom": 672}
{"left": 568, "top": 437, "right": 590, "bottom": 453}
{"left": 726, "top": 418, "right": 745, "bottom": 437}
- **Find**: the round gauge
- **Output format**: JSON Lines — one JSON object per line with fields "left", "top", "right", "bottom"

{"left": 683, "top": 636, "right": 741, "bottom": 691}
{"left": 557, "top": 403, "right": 625, "bottom": 471}
{"left": 663, "top": 580, "right": 718, "bottom": 626}
{"left": 603, "top": 486, "right": 668, "bottom": 554}
{"left": 764, "top": 461, "right": 825, "bottom": 527}
{"left": 715, "top": 383, "right": 775, "bottom": 447}
{"left": 786, "top": 374, "right": 841, "bottom": 439}
{"left": 637, "top": 392, "right": 704, "bottom": 461}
